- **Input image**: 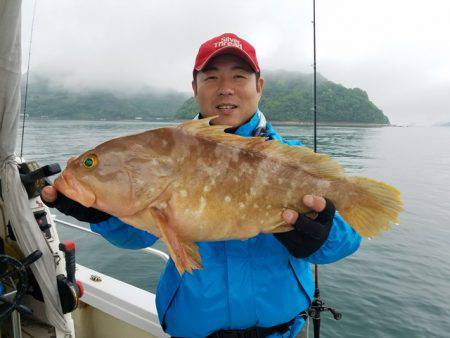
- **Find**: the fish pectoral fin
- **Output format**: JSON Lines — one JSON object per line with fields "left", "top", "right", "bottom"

{"left": 120, "top": 209, "right": 162, "bottom": 238}
{"left": 149, "top": 207, "right": 202, "bottom": 275}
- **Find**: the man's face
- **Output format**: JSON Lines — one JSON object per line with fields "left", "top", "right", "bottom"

{"left": 192, "top": 54, "right": 264, "bottom": 127}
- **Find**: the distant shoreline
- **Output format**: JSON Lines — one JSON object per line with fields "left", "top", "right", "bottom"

{"left": 270, "top": 121, "right": 390, "bottom": 127}
{"left": 28, "top": 116, "right": 391, "bottom": 127}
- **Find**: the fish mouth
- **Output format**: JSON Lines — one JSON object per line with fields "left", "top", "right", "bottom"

{"left": 215, "top": 103, "right": 239, "bottom": 115}
{"left": 54, "top": 171, "right": 96, "bottom": 208}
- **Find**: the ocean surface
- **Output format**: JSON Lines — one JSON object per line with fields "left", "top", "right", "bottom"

{"left": 16, "top": 119, "right": 450, "bottom": 338}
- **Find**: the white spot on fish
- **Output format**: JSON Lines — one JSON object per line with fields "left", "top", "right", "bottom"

{"left": 180, "top": 190, "right": 188, "bottom": 197}
{"left": 162, "top": 140, "right": 168, "bottom": 147}
{"left": 239, "top": 202, "right": 245, "bottom": 209}
{"left": 196, "top": 196, "right": 206, "bottom": 214}
{"left": 224, "top": 196, "right": 231, "bottom": 203}
{"left": 233, "top": 176, "right": 239, "bottom": 182}
{"left": 253, "top": 203, "right": 259, "bottom": 209}
{"left": 159, "top": 202, "right": 168, "bottom": 209}
{"left": 266, "top": 205, "right": 272, "bottom": 209}
{"left": 203, "top": 186, "right": 211, "bottom": 192}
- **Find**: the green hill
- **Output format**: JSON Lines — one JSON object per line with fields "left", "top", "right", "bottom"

{"left": 22, "top": 76, "right": 189, "bottom": 120}
{"left": 175, "top": 70, "right": 389, "bottom": 124}
{"left": 22, "top": 71, "right": 389, "bottom": 124}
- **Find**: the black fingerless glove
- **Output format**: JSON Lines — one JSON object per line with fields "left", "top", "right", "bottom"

{"left": 42, "top": 192, "right": 111, "bottom": 224}
{"left": 274, "top": 198, "right": 336, "bottom": 258}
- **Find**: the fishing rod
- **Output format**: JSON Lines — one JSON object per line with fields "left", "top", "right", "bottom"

{"left": 313, "top": 0, "right": 317, "bottom": 154}
{"left": 308, "top": 1, "right": 342, "bottom": 337}
{"left": 20, "top": 0, "right": 37, "bottom": 158}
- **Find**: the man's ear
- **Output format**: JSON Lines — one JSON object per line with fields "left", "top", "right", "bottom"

{"left": 256, "top": 77, "right": 264, "bottom": 95}
{"left": 192, "top": 79, "right": 198, "bottom": 97}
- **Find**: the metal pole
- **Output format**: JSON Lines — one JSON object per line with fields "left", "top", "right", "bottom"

{"left": 54, "top": 218, "right": 170, "bottom": 262}
{"left": 20, "top": 0, "right": 37, "bottom": 157}
{"left": 11, "top": 310, "right": 22, "bottom": 338}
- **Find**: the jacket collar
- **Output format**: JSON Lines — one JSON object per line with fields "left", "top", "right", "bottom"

{"left": 234, "top": 111, "right": 260, "bottom": 136}
{"left": 194, "top": 110, "right": 267, "bottom": 137}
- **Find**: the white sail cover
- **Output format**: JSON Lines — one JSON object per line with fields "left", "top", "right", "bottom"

{"left": 0, "top": 0, "right": 72, "bottom": 334}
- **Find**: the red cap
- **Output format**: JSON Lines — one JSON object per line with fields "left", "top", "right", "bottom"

{"left": 194, "top": 33, "right": 260, "bottom": 73}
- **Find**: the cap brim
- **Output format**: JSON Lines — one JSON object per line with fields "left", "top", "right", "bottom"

{"left": 195, "top": 46, "right": 259, "bottom": 73}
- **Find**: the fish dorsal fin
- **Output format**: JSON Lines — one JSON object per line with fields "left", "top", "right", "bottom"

{"left": 176, "top": 116, "right": 228, "bottom": 135}
{"left": 177, "top": 117, "right": 345, "bottom": 180}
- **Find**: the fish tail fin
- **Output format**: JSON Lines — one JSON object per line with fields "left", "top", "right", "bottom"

{"left": 338, "top": 177, "right": 403, "bottom": 237}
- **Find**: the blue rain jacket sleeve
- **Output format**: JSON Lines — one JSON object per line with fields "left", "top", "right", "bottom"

{"left": 90, "top": 216, "right": 158, "bottom": 249}
{"left": 304, "top": 212, "right": 361, "bottom": 264}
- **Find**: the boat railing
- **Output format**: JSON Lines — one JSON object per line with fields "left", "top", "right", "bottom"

{"left": 53, "top": 216, "right": 169, "bottom": 336}
{"left": 53, "top": 217, "right": 169, "bottom": 262}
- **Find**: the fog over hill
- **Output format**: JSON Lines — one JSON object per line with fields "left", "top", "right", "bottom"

{"left": 176, "top": 70, "right": 389, "bottom": 124}
{"left": 23, "top": 71, "right": 388, "bottom": 124}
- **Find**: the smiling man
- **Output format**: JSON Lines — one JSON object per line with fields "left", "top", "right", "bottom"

{"left": 193, "top": 53, "right": 263, "bottom": 127}
{"left": 41, "top": 33, "right": 361, "bottom": 337}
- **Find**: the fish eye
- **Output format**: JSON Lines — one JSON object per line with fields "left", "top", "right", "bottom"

{"left": 82, "top": 154, "right": 98, "bottom": 169}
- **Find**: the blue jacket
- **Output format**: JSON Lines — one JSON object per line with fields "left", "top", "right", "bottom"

{"left": 91, "top": 112, "right": 362, "bottom": 337}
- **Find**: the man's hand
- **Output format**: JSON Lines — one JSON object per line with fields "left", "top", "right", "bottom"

{"left": 274, "top": 195, "right": 336, "bottom": 258}
{"left": 282, "top": 195, "right": 326, "bottom": 224}
{"left": 41, "top": 186, "right": 58, "bottom": 205}
{"left": 40, "top": 185, "right": 111, "bottom": 224}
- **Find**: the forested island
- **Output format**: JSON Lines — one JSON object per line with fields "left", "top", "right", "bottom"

{"left": 23, "top": 71, "right": 389, "bottom": 124}
{"left": 22, "top": 76, "right": 189, "bottom": 120}
{"left": 176, "top": 70, "right": 389, "bottom": 124}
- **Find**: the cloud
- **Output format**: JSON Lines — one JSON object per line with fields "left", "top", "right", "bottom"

{"left": 21, "top": 0, "right": 450, "bottom": 124}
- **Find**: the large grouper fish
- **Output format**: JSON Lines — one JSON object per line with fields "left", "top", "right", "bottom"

{"left": 53, "top": 117, "right": 403, "bottom": 274}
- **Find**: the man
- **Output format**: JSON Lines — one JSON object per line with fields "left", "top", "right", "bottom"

{"left": 41, "top": 33, "right": 361, "bottom": 337}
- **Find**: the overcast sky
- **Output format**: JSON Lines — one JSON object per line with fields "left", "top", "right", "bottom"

{"left": 21, "top": 0, "right": 450, "bottom": 125}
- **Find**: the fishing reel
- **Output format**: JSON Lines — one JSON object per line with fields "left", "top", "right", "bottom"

{"left": 308, "top": 296, "right": 342, "bottom": 321}
{"left": 308, "top": 291, "right": 342, "bottom": 338}
{"left": 0, "top": 250, "right": 42, "bottom": 322}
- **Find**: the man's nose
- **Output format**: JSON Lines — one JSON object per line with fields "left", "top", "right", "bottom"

{"left": 217, "top": 79, "right": 234, "bottom": 96}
